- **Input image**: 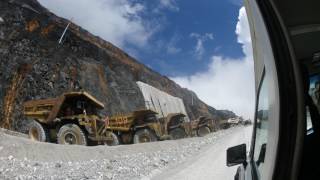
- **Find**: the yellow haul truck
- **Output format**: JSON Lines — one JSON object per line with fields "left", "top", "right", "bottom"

{"left": 162, "top": 113, "right": 189, "bottom": 139}
{"left": 107, "top": 111, "right": 189, "bottom": 144}
{"left": 23, "top": 91, "right": 118, "bottom": 146}
{"left": 181, "top": 116, "right": 216, "bottom": 137}
{"left": 107, "top": 111, "right": 216, "bottom": 143}
{"left": 23, "top": 91, "right": 214, "bottom": 146}
{"left": 107, "top": 109, "right": 164, "bottom": 144}
{"left": 197, "top": 116, "right": 220, "bottom": 134}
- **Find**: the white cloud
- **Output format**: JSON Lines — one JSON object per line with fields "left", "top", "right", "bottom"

{"left": 190, "top": 32, "right": 214, "bottom": 59}
{"left": 194, "top": 39, "right": 204, "bottom": 58}
{"left": 236, "top": 7, "right": 252, "bottom": 58}
{"left": 167, "top": 45, "right": 181, "bottom": 54}
{"left": 204, "top": 33, "right": 214, "bottom": 40}
{"left": 159, "top": 0, "right": 179, "bottom": 11}
{"left": 172, "top": 7, "right": 255, "bottom": 119}
{"left": 166, "top": 34, "right": 181, "bottom": 54}
{"left": 38, "top": 0, "right": 152, "bottom": 48}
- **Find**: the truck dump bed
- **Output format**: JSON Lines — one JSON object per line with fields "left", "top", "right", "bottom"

{"left": 24, "top": 97, "right": 60, "bottom": 123}
{"left": 107, "top": 109, "right": 158, "bottom": 131}
{"left": 23, "top": 91, "right": 104, "bottom": 124}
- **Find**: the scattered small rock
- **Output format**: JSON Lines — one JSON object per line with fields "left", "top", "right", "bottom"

{"left": 33, "top": 162, "right": 40, "bottom": 166}
{"left": 0, "top": 122, "right": 240, "bottom": 180}
{"left": 55, "top": 163, "right": 61, "bottom": 168}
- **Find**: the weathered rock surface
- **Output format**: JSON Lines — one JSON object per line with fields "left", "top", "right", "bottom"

{"left": 0, "top": 0, "right": 235, "bottom": 132}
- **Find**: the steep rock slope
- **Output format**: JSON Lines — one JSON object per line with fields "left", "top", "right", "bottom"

{"left": 0, "top": 0, "right": 235, "bottom": 131}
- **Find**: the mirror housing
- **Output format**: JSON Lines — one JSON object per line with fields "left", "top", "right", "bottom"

{"left": 257, "top": 143, "right": 266, "bottom": 166}
{"left": 227, "top": 143, "right": 247, "bottom": 167}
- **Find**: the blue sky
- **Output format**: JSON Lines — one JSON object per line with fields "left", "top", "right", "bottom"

{"left": 39, "top": 0, "right": 243, "bottom": 77}
{"left": 127, "top": 0, "right": 244, "bottom": 76}
{"left": 39, "top": 0, "right": 255, "bottom": 119}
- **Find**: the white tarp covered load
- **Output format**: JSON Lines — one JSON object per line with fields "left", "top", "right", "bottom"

{"left": 136, "top": 81, "right": 190, "bottom": 121}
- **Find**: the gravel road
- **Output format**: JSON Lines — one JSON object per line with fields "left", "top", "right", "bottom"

{"left": 152, "top": 126, "right": 252, "bottom": 180}
{"left": 0, "top": 126, "right": 252, "bottom": 180}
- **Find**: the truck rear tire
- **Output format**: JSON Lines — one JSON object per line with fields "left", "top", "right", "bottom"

{"left": 104, "top": 131, "right": 120, "bottom": 146}
{"left": 133, "top": 129, "right": 157, "bottom": 144}
{"left": 169, "top": 128, "right": 187, "bottom": 139}
{"left": 197, "top": 126, "right": 211, "bottom": 137}
{"left": 57, "top": 123, "right": 87, "bottom": 145}
{"left": 28, "top": 120, "right": 49, "bottom": 142}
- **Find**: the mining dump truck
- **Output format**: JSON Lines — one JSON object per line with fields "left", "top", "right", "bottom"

{"left": 23, "top": 91, "right": 118, "bottom": 146}
{"left": 145, "top": 113, "right": 215, "bottom": 139}
{"left": 201, "top": 116, "right": 219, "bottom": 132}
{"left": 183, "top": 116, "right": 214, "bottom": 137}
{"left": 161, "top": 113, "right": 189, "bottom": 140}
{"left": 107, "top": 110, "right": 176, "bottom": 144}
{"left": 219, "top": 119, "right": 231, "bottom": 129}
{"left": 207, "top": 117, "right": 220, "bottom": 132}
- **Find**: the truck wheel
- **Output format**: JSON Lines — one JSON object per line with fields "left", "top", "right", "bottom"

{"left": 28, "top": 120, "right": 49, "bottom": 142}
{"left": 57, "top": 124, "right": 87, "bottom": 145}
{"left": 133, "top": 129, "right": 157, "bottom": 144}
{"left": 197, "top": 126, "right": 211, "bottom": 137}
{"left": 169, "top": 128, "right": 187, "bottom": 139}
{"left": 104, "top": 131, "right": 119, "bottom": 146}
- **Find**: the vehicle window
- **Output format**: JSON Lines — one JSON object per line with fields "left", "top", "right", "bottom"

{"left": 307, "top": 74, "right": 320, "bottom": 131}
{"left": 306, "top": 107, "right": 313, "bottom": 131}
{"left": 253, "top": 73, "right": 269, "bottom": 173}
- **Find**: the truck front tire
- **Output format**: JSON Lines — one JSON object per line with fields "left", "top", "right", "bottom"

{"left": 28, "top": 120, "right": 49, "bottom": 142}
{"left": 57, "top": 123, "right": 87, "bottom": 145}
{"left": 169, "top": 128, "right": 187, "bottom": 139}
{"left": 104, "top": 131, "right": 120, "bottom": 146}
{"left": 197, "top": 126, "right": 211, "bottom": 137}
{"left": 133, "top": 129, "right": 157, "bottom": 144}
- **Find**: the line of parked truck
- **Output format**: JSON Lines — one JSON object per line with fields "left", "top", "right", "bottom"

{"left": 23, "top": 91, "right": 220, "bottom": 146}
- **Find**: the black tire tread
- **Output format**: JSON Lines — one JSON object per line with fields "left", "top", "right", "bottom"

{"left": 57, "top": 123, "right": 87, "bottom": 145}
{"left": 169, "top": 128, "right": 187, "bottom": 139}
{"left": 133, "top": 129, "right": 157, "bottom": 144}
{"left": 28, "top": 120, "right": 50, "bottom": 142}
{"left": 105, "top": 131, "right": 120, "bottom": 146}
{"left": 197, "top": 126, "right": 211, "bottom": 137}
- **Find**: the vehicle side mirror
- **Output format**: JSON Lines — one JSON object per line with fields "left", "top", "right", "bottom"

{"left": 256, "top": 143, "right": 266, "bottom": 166}
{"left": 227, "top": 143, "right": 247, "bottom": 167}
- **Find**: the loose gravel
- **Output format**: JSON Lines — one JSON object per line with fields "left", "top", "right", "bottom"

{"left": 0, "top": 127, "right": 240, "bottom": 180}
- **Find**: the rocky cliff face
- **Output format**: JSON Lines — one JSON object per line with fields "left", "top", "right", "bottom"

{"left": 0, "top": 0, "right": 235, "bottom": 132}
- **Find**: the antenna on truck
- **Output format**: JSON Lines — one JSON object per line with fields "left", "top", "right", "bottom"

{"left": 58, "top": 17, "right": 73, "bottom": 44}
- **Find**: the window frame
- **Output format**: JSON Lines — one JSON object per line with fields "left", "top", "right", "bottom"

{"left": 250, "top": 68, "right": 266, "bottom": 179}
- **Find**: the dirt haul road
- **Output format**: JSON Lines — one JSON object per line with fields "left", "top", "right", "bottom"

{"left": 0, "top": 126, "right": 252, "bottom": 180}
{"left": 153, "top": 126, "right": 252, "bottom": 180}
